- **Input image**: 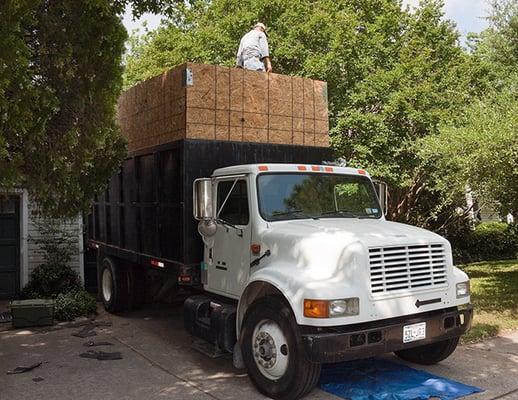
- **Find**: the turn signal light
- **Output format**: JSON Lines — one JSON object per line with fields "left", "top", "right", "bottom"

{"left": 304, "top": 299, "right": 329, "bottom": 318}
{"left": 250, "top": 243, "right": 261, "bottom": 255}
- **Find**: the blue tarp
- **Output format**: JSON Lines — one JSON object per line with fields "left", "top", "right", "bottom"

{"left": 319, "top": 358, "right": 483, "bottom": 400}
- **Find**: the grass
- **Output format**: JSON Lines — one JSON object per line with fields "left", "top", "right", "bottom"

{"left": 459, "top": 259, "right": 518, "bottom": 343}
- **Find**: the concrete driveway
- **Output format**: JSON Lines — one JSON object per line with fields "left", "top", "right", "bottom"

{"left": 1, "top": 302, "right": 517, "bottom": 400}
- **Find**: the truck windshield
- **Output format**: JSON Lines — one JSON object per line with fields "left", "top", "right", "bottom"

{"left": 257, "top": 173, "right": 382, "bottom": 221}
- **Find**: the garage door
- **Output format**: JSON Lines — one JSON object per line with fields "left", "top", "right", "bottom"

{"left": 0, "top": 196, "right": 20, "bottom": 299}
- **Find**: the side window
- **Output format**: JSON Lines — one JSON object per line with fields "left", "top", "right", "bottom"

{"left": 217, "top": 180, "right": 249, "bottom": 225}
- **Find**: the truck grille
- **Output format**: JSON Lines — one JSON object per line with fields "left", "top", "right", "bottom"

{"left": 369, "top": 244, "right": 448, "bottom": 294}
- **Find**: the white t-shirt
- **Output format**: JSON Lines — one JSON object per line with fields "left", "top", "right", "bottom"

{"left": 236, "top": 30, "right": 269, "bottom": 71}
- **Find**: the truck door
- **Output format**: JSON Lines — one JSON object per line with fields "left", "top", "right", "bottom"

{"left": 206, "top": 177, "right": 251, "bottom": 298}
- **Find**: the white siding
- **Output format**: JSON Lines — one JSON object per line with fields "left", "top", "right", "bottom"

{"left": 26, "top": 197, "right": 83, "bottom": 284}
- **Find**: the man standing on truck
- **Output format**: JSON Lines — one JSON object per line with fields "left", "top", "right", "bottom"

{"left": 236, "top": 22, "right": 272, "bottom": 72}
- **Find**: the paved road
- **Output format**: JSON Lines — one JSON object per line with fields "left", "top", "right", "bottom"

{"left": 1, "top": 303, "right": 517, "bottom": 400}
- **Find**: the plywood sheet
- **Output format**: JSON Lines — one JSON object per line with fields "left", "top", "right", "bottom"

{"left": 186, "top": 123, "right": 215, "bottom": 140}
{"left": 229, "top": 127, "right": 243, "bottom": 142}
{"left": 303, "top": 79, "right": 315, "bottom": 119}
{"left": 117, "top": 63, "right": 329, "bottom": 152}
{"left": 215, "top": 66, "right": 231, "bottom": 110}
{"left": 243, "top": 127, "right": 268, "bottom": 143}
{"left": 243, "top": 112, "right": 268, "bottom": 129}
{"left": 243, "top": 71, "right": 268, "bottom": 114}
{"left": 216, "top": 110, "right": 230, "bottom": 126}
{"left": 230, "top": 68, "right": 244, "bottom": 111}
{"left": 215, "top": 125, "right": 230, "bottom": 141}
{"left": 293, "top": 131, "right": 304, "bottom": 145}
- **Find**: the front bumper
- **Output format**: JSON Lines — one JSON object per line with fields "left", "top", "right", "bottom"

{"left": 301, "top": 306, "right": 473, "bottom": 363}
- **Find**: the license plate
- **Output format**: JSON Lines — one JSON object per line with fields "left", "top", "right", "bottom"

{"left": 403, "top": 322, "right": 426, "bottom": 343}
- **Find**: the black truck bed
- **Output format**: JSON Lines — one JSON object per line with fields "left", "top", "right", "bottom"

{"left": 88, "top": 139, "right": 333, "bottom": 275}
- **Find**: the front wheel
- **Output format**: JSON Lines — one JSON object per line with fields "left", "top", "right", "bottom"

{"left": 394, "top": 336, "right": 460, "bottom": 365}
{"left": 241, "top": 297, "right": 321, "bottom": 400}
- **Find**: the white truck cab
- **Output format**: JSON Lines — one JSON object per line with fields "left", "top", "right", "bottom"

{"left": 187, "top": 163, "right": 473, "bottom": 400}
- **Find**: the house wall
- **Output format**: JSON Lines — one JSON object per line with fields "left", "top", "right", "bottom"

{"left": 25, "top": 198, "right": 84, "bottom": 286}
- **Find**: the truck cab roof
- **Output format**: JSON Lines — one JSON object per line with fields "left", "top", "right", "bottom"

{"left": 212, "top": 163, "right": 371, "bottom": 178}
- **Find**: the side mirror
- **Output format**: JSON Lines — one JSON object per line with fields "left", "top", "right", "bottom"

{"left": 373, "top": 180, "right": 388, "bottom": 216}
{"left": 193, "top": 178, "right": 213, "bottom": 220}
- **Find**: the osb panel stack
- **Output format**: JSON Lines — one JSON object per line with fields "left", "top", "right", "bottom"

{"left": 117, "top": 63, "right": 329, "bottom": 153}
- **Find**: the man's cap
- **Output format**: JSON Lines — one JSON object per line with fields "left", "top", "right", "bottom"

{"left": 254, "top": 22, "right": 267, "bottom": 31}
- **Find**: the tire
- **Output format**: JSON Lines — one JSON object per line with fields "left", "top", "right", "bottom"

{"left": 394, "top": 336, "right": 460, "bottom": 365}
{"left": 100, "top": 257, "right": 129, "bottom": 313}
{"left": 241, "top": 297, "right": 321, "bottom": 400}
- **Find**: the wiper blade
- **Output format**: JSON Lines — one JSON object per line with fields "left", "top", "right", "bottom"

{"left": 319, "top": 210, "right": 357, "bottom": 217}
{"left": 270, "top": 209, "right": 318, "bottom": 220}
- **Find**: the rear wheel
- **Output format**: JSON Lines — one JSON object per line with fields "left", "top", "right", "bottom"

{"left": 241, "top": 298, "right": 321, "bottom": 400}
{"left": 100, "top": 257, "right": 128, "bottom": 313}
{"left": 394, "top": 336, "right": 460, "bottom": 365}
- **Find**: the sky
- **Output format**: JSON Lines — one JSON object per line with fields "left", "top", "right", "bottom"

{"left": 122, "top": 0, "right": 491, "bottom": 41}
{"left": 403, "top": 0, "right": 490, "bottom": 39}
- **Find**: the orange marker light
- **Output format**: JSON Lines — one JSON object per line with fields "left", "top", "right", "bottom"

{"left": 357, "top": 169, "right": 367, "bottom": 175}
{"left": 250, "top": 243, "right": 261, "bottom": 255}
{"left": 297, "top": 165, "right": 307, "bottom": 171}
{"left": 304, "top": 299, "right": 329, "bottom": 318}
{"left": 258, "top": 165, "right": 269, "bottom": 171}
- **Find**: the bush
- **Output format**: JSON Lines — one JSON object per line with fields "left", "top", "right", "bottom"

{"left": 452, "top": 222, "right": 518, "bottom": 264}
{"left": 54, "top": 290, "right": 97, "bottom": 321}
{"left": 21, "top": 263, "right": 82, "bottom": 299}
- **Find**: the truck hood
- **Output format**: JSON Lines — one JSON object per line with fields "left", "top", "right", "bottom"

{"left": 262, "top": 218, "right": 446, "bottom": 249}
{"left": 258, "top": 218, "right": 449, "bottom": 282}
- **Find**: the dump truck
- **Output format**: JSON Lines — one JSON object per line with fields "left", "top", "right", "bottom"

{"left": 89, "top": 64, "right": 472, "bottom": 400}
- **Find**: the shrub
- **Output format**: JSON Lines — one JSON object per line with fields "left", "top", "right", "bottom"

{"left": 54, "top": 290, "right": 97, "bottom": 321}
{"left": 21, "top": 263, "right": 82, "bottom": 299}
{"left": 452, "top": 222, "right": 518, "bottom": 264}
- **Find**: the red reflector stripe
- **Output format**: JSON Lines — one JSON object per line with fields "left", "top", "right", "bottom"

{"left": 311, "top": 166, "right": 321, "bottom": 171}
{"left": 324, "top": 166, "right": 333, "bottom": 172}
{"left": 297, "top": 165, "right": 307, "bottom": 171}
{"left": 258, "top": 165, "right": 269, "bottom": 171}
{"left": 358, "top": 169, "right": 367, "bottom": 175}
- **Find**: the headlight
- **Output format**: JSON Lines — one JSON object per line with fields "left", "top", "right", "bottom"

{"left": 329, "top": 298, "right": 359, "bottom": 317}
{"left": 456, "top": 281, "right": 470, "bottom": 298}
{"left": 304, "top": 298, "right": 359, "bottom": 318}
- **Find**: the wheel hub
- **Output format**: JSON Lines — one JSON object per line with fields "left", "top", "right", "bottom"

{"left": 254, "top": 331, "right": 277, "bottom": 368}
{"left": 102, "top": 268, "right": 113, "bottom": 302}
{"left": 251, "top": 319, "right": 289, "bottom": 379}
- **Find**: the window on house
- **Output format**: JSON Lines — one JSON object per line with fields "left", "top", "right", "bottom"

{"left": 0, "top": 196, "right": 16, "bottom": 214}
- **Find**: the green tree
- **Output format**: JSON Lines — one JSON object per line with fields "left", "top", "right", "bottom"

{"left": 470, "top": 0, "right": 518, "bottom": 76}
{"left": 331, "top": 1, "right": 481, "bottom": 224}
{"left": 124, "top": 0, "right": 482, "bottom": 229}
{"left": 419, "top": 0, "right": 518, "bottom": 226}
{"left": 124, "top": 0, "right": 406, "bottom": 89}
{"left": 0, "top": 0, "right": 129, "bottom": 217}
